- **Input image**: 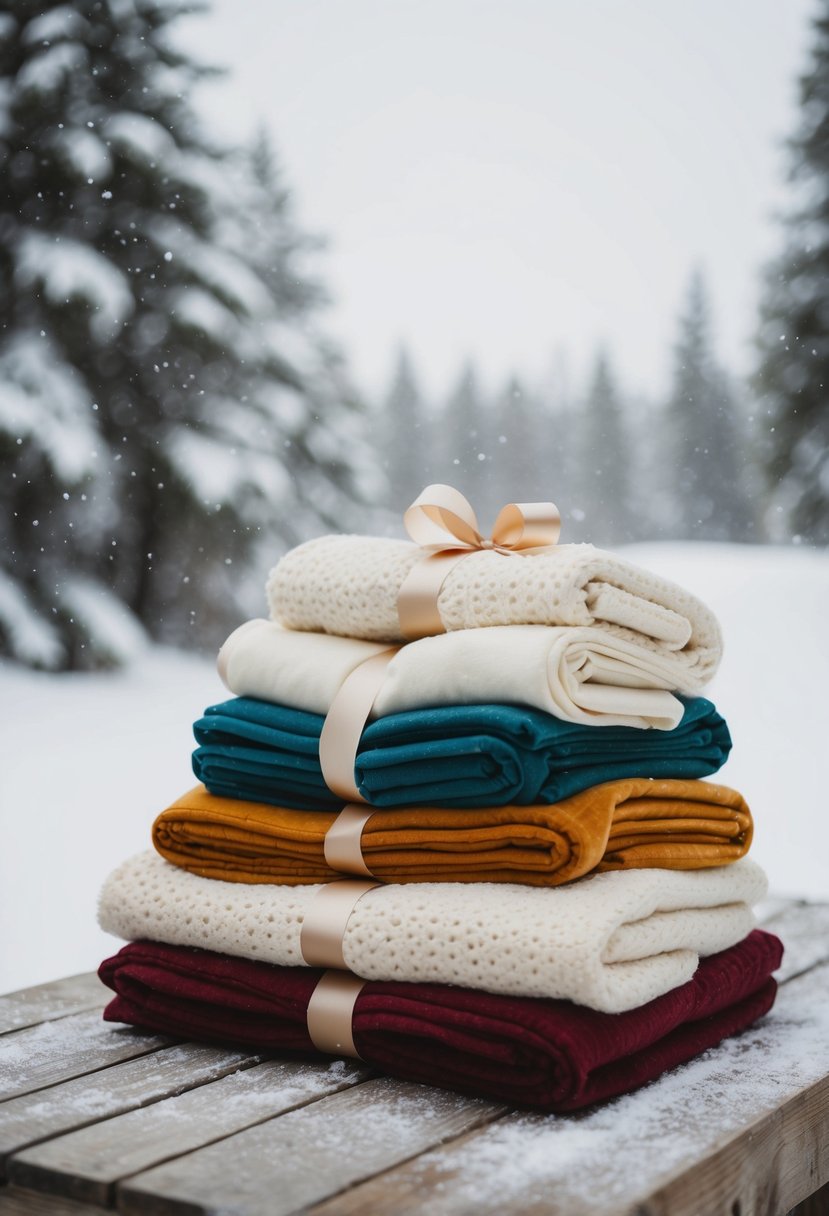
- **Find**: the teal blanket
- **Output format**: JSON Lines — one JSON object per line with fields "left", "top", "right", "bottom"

{"left": 192, "top": 697, "right": 731, "bottom": 810}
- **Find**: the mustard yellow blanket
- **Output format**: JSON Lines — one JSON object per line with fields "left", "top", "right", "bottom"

{"left": 152, "top": 779, "right": 752, "bottom": 887}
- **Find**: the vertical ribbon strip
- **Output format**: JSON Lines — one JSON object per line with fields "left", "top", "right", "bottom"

{"left": 299, "top": 879, "right": 379, "bottom": 971}
{"left": 324, "top": 805, "right": 376, "bottom": 877}
{"left": 306, "top": 970, "right": 367, "bottom": 1059}
{"left": 318, "top": 647, "right": 400, "bottom": 803}
{"left": 301, "top": 881, "right": 378, "bottom": 1061}
{"left": 397, "top": 483, "right": 562, "bottom": 641}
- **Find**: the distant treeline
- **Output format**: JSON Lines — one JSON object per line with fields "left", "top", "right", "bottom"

{"left": 375, "top": 268, "right": 762, "bottom": 546}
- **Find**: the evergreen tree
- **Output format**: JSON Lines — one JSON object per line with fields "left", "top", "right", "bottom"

{"left": 628, "top": 393, "right": 673, "bottom": 543}
{"left": 432, "top": 360, "right": 487, "bottom": 504}
{"left": 538, "top": 347, "right": 578, "bottom": 531}
{"left": 668, "top": 271, "right": 753, "bottom": 542}
{"left": 755, "top": 0, "right": 829, "bottom": 544}
{"left": 223, "top": 131, "right": 383, "bottom": 558}
{"left": 0, "top": 1, "right": 374, "bottom": 667}
{"left": 487, "top": 374, "right": 543, "bottom": 513}
{"left": 379, "top": 347, "right": 431, "bottom": 511}
{"left": 578, "top": 349, "right": 633, "bottom": 545}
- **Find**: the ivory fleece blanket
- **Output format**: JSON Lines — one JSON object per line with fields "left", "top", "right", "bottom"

{"left": 98, "top": 851, "right": 768, "bottom": 1012}
{"left": 218, "top": 619, "right": 693, "bottom": 730}
{"left": 99, "top": 932, "right": 782, "bottom": 1112}
{"left": 153, "top": 780, "right": 754, "bottom": 887}
{"left": 192, "top": 696, "right": 732, "bottom": 810}
{"left": 267, "top": 536, "right": 722, "bottom": 685}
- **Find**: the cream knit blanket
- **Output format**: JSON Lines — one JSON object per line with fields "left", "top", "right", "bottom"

{"left": 266, "top": 536, "right": 722, "bottom": 686}
{"left": 98, "top": 852, "right": 766, "bottom": 1013}
{"left": 218, "top": 619, "right": 691, "bottom": 729}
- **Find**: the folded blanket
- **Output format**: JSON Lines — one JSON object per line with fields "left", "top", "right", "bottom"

{"left": 218, "top": 619, "right": 696, "bottom": 730}
{"left": 192, "top": 696, "right": 732, "bottom": 810}
{"left": 267, "top": 536, "right": 722, "bottom": 687}
{"left": 153, "top": 780, "right": 754, "bottom": 887}
{"left": 99, "top": 931, "right": 782, "bottom": 1111}
{"left": 98, "top": 851, "right": 767, "bottom": 1012}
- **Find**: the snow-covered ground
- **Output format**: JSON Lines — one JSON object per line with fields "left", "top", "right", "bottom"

{"left": 1, "top": 541, "right": 827, "bottom": 995}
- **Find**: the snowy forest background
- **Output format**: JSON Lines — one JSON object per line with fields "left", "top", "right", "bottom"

{"left": 1, "top": 0, "right": 828, "bottom": 672}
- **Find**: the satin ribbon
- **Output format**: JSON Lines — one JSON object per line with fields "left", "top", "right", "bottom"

{"left": 306, "top": 969, "right": 366, "bottom": 1059}
{"left": 299, "top": 879, "right": 379, "bottom": 971}
{"left": 324, "top": 805, "right": 375, "bottom": 877}
{"left": 318, "top": 648, "right": 400, "bottom": 803}
{"left": 397, "top": 483, "right": 562, "bottom": 640}
{"left": 301, "top": 881, "right": 378, "bottom": 1060}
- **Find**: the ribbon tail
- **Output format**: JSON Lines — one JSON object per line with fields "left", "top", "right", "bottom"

{"left": 397, "top": 550, "right": 469, "bottom": 640}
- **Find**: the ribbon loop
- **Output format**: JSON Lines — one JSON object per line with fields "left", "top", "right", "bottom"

{"left": 398, "top": 484, "right": 562, "bottom": 640}
{"left": 491, "top": 500, "right": 562, "bottom": 550}
{"left": 402, "top": 483, "right": 484, "bottom": 549}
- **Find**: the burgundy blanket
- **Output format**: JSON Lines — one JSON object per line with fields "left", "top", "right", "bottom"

{"left": 99, "top": 929, "right": 782, "bottom": 1112}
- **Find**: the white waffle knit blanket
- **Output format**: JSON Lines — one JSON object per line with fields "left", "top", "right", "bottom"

{"left": 266, "top": 536, "right": 722, "bottom": 686}
{"left": 218, "top": 619, "right": 693, "bottom": 728}
{"left": 98, "top": 852, "right": 766, "bottom": 1013}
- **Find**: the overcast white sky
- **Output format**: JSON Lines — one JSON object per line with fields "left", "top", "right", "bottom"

{"left": 186, "top": 0, "right": 815, "bottom": 402}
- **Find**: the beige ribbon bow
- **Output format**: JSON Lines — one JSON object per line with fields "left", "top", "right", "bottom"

{"left": 397, "top": 483, "right": 562, "bottom": 640}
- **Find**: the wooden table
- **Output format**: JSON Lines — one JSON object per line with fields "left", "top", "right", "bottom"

{"left": 0, "top": 897, "right": 827, "bottom": 1216}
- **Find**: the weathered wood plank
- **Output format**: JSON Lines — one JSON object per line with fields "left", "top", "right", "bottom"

{"left": 787, "top": 1181, "right": 829, "bottom": 1216}
{"left": 0, "top": 1013, "right": 170, "bottom": 1104}
{"left": 0, "top": 976, "right": 107, "bottom": 1037}
{"left": 638, "top": 1075, "right": 829, "bottom": 1215}
{"left": 308, "top": 961, "right": 829, "bottom": 1216}
{"left": 760, "top": 900, "right": 829, "bottom": 982}
{"left": 10, "top": 1057, "right": 371, "bottom": 1207}
{"left": 0, "top": 1042, "right": 262, "bottom": 1175}
{"left": 118, "top": 1076, "right": 505, "bottom": 1216}
{"left": 0, "top": 1188, "right": 109, "bottom": 1215}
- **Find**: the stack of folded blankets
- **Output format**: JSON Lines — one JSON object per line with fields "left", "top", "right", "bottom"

{"left": 98, "top": 487, "right": 782, "bottom": 1112}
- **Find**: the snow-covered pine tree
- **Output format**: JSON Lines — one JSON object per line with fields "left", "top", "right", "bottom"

{"left": 431, "top": 361, "right": 487, "bottom": 503}
{"left": 577, "top": 350, "right": 633, "bottom": 545}
{"left": 0, "top": 0, "right": 375, "bottom": 667}
{"left": 755, "top": 0, "right": 829, "bottom": 544}
{"left": 379, "top": 347, "right": 432, "bottom": 511}
{"left": 667, "top": 271, "right": 754, "bottom": 542}
{"left": 215, "top": 130, "right": 384, "bottom": 600}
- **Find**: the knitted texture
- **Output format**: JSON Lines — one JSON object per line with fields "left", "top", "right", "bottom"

{"left": 266, "top": 536, "right": 722, "bottom": 684}
{"left": 219, "top": 619, "right": 691, "bottom": 727}
{"left": 98, "top": 851, "right": 767, "bottom": 1013}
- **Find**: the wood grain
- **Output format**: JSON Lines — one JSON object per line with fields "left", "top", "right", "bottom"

{"left": 0, "top": 1042, "right": 261, "bottom": 1174}
{"left": 786, "top": 1181, "right": 829, "bottom": 1216}
{"left": 118, "top": 1076, "right": 505, "bottom": 1216}
{"left": 637, "top": 1075, "right": 829, "bottom": 1216}
{"left": 10, "top": 1057, "right": 371, "bottom": 1206}
{"left": 0, "top": 1188, "right": 109, "bottom": 1215}
{"left": 308, "top": 960, "right": 829, "bottom": 1216}
{"left": 0, "top": 1012, "right": 170, "bottom": 1104}
{"left": 0, "top": 975, "right": 107, "bottom": 1037}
